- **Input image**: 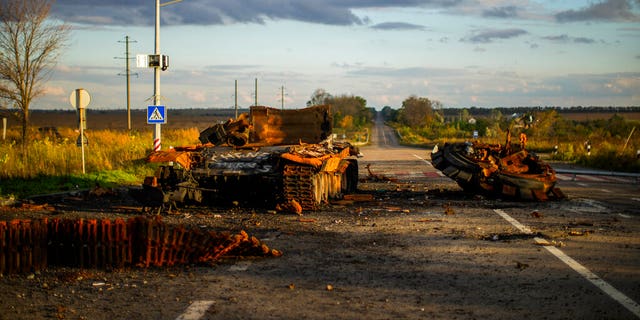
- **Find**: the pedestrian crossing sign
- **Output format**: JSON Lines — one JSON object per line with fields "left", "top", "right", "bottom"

{"left": 147, "top": 105, "right": 166, "bottom": 124}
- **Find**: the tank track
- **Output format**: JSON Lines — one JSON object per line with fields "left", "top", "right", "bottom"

{"left": 282, "top": 160, "right": 358, "bottom": 211}
{"left": 283, "top": 164, "right": 321, "bottom": 210}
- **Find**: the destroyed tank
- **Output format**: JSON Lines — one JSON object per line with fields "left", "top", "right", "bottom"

{"left": 430, "top": 131, "right": 564, "bottom": 201}
{"left": 132, "top": 105, "right": 359, "bottom": 211}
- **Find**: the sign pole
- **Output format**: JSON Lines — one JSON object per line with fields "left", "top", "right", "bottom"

{"left": 153, "top": 0, "right": 162, "bottom": 151}
{"left": 71, "top": 88, "right": 90, "bottom": 174}
{"left": 76, "top": 89, "right": 86, "bottom": 174}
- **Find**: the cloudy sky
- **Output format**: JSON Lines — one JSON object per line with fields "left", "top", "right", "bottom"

{"left": 38, "top": 0, "right": 640, "bottom": 110}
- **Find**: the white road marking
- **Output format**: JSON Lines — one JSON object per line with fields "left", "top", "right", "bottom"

{"left": 632, "top": 198, "right": 640, "bottom": 202}
{"left": 412, "top": 154, "right": 431, "bottom": 165}
{"left": 606, "top": 176, "right": 634, "bottom": 183}
{"left": 579, "top": 199, "right": 609, "bottom": 212}
{"left": 600, "top": 189, "right": 613, "bottom": 193}
{"left": 175, "top": 300, "right": 215, "bottom": 320}
{"left": 228, "top": 260, "right": 252, "bottom": 271}
{"left": 577, "top": 182, "right": 589, "bottom": 187}
{"left": 493, "top": 209, "right": 640, "bottom": 318}
{"left": 577, "top": 175, "right": 607, "bottom": 182}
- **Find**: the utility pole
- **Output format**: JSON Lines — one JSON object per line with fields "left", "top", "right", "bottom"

{"left": 152, "top": 0, "right": 183, "bottom": 151}
{"left": 116, "top": 36, "right": 137, "bottom": 132}
{"left": 254, "top": 78, "right": 258, "bottom": 107}
{"left": 279, "top": 86, "right": 288, "bottom": 110}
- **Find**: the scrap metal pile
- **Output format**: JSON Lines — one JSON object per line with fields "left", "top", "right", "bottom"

{"left": 132, "top": 105, "right": 359, "bottom": 211}
{"left": 431, "top": 134, "right": 564, "bottom": 201}
{"left": 0, "top": 216, "right": 280, "bottom": 275}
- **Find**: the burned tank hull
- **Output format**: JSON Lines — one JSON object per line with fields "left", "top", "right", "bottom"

{"left": 431, "top": 141, "right": 563, "bottom": 201}
{"left": 132, "top": 105, "right": 359, "bottom": 211}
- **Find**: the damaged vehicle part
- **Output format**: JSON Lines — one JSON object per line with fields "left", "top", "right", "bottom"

{"left": 131, "top": 105, "right": 359, "bottom": 211}
{"left": 0, "top": 217, "right": 280, "bottom": 275}
{"left": 431, "top": 132, "right": 564, "bottom": 201}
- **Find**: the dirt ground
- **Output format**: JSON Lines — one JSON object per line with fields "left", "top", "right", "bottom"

{"left": 1, "top": 120, "right": 639, "bottom": 319}
{"left": 1, "top": 174, "right": 639, "bottom": 319}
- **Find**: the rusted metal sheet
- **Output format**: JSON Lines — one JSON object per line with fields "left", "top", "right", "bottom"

{"left": 250, "top": 105, "right": 332, "bottom": 145}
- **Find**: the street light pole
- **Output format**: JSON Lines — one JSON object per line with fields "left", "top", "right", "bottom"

{"left": 153, "top": 0, "right": 162, "bottom": 151}
{"left": 153, "top": 0, "right": 183, "bottom": 152}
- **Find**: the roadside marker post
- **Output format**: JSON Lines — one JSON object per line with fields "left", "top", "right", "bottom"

{"left": 70, "top": 88, "right": 90, "bottom": 174}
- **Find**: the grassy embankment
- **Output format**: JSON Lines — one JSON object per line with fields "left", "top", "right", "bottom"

{"left": 0, "top": 127, "right": 199, "bottom": 199}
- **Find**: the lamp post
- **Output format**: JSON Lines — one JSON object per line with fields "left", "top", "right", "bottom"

{"left": 153, "top": 0, "right": 183, "bottom": 151}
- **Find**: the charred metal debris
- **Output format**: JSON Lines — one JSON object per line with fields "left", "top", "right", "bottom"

{"left": 431, "top": 132, "right": 565, "bottom": 201}
{"left": 131, "top": 105, "right": 360, "bottom": 212}
{"left": 0, "top": 216, "right": 281, "bottom": 275}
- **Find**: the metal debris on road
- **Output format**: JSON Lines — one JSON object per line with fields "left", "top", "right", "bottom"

{"left": 0, "top": 216, "right": 281, "bottom": 275}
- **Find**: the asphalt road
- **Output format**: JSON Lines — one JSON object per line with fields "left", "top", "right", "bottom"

{"left": 1, "top": 119, "right": 639, "bottom": 320}
{"left": 169, "top": 120, "right": 639, "bottom": 320}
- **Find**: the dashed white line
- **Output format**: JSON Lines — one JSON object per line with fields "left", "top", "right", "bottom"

{"left": 175, "top": 300, "right": 215, "bottom": 320}
{"left": 493, "top": 209, "right": 640, "bottom": 318}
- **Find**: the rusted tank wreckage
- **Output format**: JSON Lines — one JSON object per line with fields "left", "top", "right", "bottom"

{"left": 431, "top": 131, "right": 564, "bottom": 201}
{"left": 132, "top": 105, "right": 359, "bottom": 211}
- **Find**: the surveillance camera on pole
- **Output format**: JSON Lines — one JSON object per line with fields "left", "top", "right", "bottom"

{"left": 134, "top": 0, "right": 182, "bottom": 152}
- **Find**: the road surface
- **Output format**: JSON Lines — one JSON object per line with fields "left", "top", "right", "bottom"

{"left": 0, "top": 120, "right": 638, "bottom": 320}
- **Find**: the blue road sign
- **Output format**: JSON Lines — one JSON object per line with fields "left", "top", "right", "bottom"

{"left": 147, "top": 105, "right": 166, "bottom": 124}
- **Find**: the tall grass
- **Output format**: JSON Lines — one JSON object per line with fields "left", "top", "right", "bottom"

{"left": 0, "top": 127, "right": 200, "bottom": 197}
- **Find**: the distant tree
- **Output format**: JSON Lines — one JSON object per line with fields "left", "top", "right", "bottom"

{"left": 326, "top": 94, "right": 371, "bottom": 130}
{"left": 0, "top": 0, "right": 70, "bottom": 151}
{"left": 398, "top": 95, "right": 442, "bottom": 128}
{"left": 306, "top": 88, "right": 332, "bottom": 106}
{"left": 380, "top": 106, "right": 398, "bottom": 122}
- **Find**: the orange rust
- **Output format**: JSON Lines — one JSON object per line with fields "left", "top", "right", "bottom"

{"left": 146, "top": 150, "right": 195, "bottom": 170}
{"left": 281, "top": 152, "right": 324, "bottom": 168}
{"left": 0, "top": 217, "right": 281, "bottom": 275}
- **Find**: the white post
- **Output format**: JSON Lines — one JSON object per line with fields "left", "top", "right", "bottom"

{"left": 153, "top": 0, "right": 162, "bottom": 151}
{"left": 76, "top": 89, "right": 86, "bottom": 174}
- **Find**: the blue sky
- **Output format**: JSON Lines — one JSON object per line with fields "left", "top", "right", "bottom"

{"left": 38, "top": 0, "right": 640, "bottom": 110}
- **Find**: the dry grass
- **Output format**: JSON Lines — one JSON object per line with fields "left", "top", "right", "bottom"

{"left": 0, "top": 127, "right": 199, "bottom": 179}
